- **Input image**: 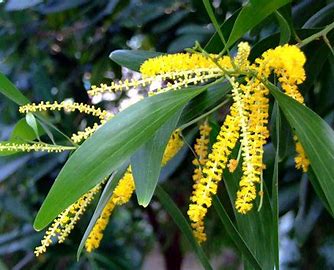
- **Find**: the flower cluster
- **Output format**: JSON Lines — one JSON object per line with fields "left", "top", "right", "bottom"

{"left": 11, "top": 39, "right": 310, "bottom": 252}
{"left": 186, "top": 43, "right": 308, "bottom": 242}
{"left": 85, "top": 169, "right": 134, "bottom": 252}
{"left": 34, "top": 184, "right": 102, "bottom": 256}
{"left": 88, "top": 53, "right": 233, "bottom": 96}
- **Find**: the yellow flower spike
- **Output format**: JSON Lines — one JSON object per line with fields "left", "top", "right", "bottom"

{"left": 88, "top": 53, "right": 233, "bottom": 96}
{"left": 255, "top": 44, "right": 309, "bottom": 172}
{"left": 192, "top": 121, "right": 212, "bottom": 186}
{"left": 234, "top": 42, "right": 251, "bottom": 70}
{"left": 19, "top": 101, "right": 113, "bottom": 144}
{"left": 188, "top": 103, "right": 241, "bottom": 243}
{"left": 34, "top": 183, "right": 102, "bottom": 256}
{"left": 85, "top": 130, "right": 184, "bottom": 252}
{"left": 234, "top": 79, "right": 270, "bottom": 214}
{"left": 227, "top": 159, "right": 238, "bottom": 173}
{"left": 19, "top": 101, "right": 110, "bottom": 121}
{"left": 294, "top": 138, "right": 310, "bottom": 172}
{"left": 139, "top": 53, "right": 232, "bottom": 76}
{"left": 84, "top": 169, "right": 134, "bottom": 253}
{"left": 162, "top": 129, "right": 184, "bottom": 166}
{"left": 0, "top": 142, "right": 76, "bottom": 153}
{"left": 70, "top": 115, "right": 114, "bottom": 144}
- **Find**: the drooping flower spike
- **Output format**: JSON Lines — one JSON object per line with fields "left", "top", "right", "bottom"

{"left": 19, "top": 101, "right": 113, "bottom": 144}
{"left": 35, "top": 183, "right": 102, "bottom": 256}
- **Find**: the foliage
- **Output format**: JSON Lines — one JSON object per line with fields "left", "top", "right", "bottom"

{"left": 1, "top": 0, "right": 334, "bottom": 270}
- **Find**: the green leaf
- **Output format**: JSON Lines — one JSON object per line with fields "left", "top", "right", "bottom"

{"left": 204, "top": 8, "right": 240, "bottom": 53}
{"left": 202, "top": 0, "right": 228, "bottom": 48}
{"left": 131, "top": 108, "right": 183, "bottom": 207}
{"left": 10, "top": 118, "right": 40, "bottom": 142}
{"left": 272, "top": 105, "right": 280, "bottom": 270}
{"left": 25, "top": 113, "right": 41, "bottom": 141}
{"left": 268, "top": 83, "right": 334, "bottom": 213}
{"left": 109, "top": 50, "right": 163, "bottom": 72}
{"left": 155, "top": 186, "right": 212, "bottom": 270}
{"left": 226, "top": 0, "right": 291, "bottom": 48}
{"left": 223, "top": 146, "right": 275, "bottom": 269}
{"left": 275, "top": 11, "right": 291, "bottom": 44}
{"left": 33, "top": 86, "right": 209, "bottom": 230}
{"left": 270, "top": 102, "right": 292, "bottom": 161}
{"left": 77, "top": 163, "right": 128, "bottom": 260}
{"left": 212, "top": 196, "right": 261, "bottom": 270}
{"left": 0, "top": 73, "right": 30, "bottom": 105}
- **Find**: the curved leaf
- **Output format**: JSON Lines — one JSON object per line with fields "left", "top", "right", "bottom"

{"left": 268, "top": 83, "right": 334, "bottom": 213}
{"left": 0, "top": 73, "right": 29, "bottom": 105}
{"left": 109, "top": 50, "right": 163, "bottom": 72}
{"left": 131, "top": 108, "right": 183, "bottom": 207}
{"left": 212, "top": 196, "right": 262, "bottom": 270}
{"left": 226, "top": 0, "right": 291, "bottom": 48}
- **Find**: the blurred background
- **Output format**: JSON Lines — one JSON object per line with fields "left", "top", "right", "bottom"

{"left": 0, "top": 0, "right": 334, "bottom": 269}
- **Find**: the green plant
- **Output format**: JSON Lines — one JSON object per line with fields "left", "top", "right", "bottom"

{"left": 1, "top": 0, "right": 334, "bottom": 269}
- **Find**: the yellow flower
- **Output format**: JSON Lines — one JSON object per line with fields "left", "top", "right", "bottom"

{"left": 162, "top": 129, "right": 184, "bottom": 166}
{"left": 34, "top": 183, "right": 102, "bottom": 256}
{"left": 192, "top": 121, "right": 212, "bottom": 185}
{"left": 227, "top": 159, "right": 238, "bottom": 173}
{"left": 140, "top": 53, "right": 232, "bottom": 76}
{"left": 255, "top": 44, "right": 309, "bottom": 172}
{"left": 294, "top": 138, "right": 310, "bottom": 172}
{"left": 234, "top": 42, "right": 251, "bottom": 71}
{"left": 232, "top": 78, "right": 269, "bottom": 214}
{"left": 0, "top": 142, "right": 75, "bottom": 153}
{"left": 188, "top": 104, "right": 240, "bottom": 243}
{"left": 19, "top": 101, "right": 113, "bottom": 144}
{"left": 19, "top": 101, "right": 110, "bottom": 120}
{"left": 88, "top": 53, "right": 233, "bottom": 96}
{"left": 85, "top": 169, "right": 134, "bottom": 253}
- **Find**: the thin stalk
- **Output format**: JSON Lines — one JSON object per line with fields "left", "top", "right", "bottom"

{"left": 179, "top": 99, "right": 230, "bottom": 130}
{"left": 298, "top": 21, "right": 334, "bottom": 47}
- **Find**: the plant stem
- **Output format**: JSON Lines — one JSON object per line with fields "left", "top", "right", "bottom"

{"left": 179, "top": 99, "right": 230, "bottom": 130}
{"left": 298, "top": 21, "right": 334, "bottom": 47}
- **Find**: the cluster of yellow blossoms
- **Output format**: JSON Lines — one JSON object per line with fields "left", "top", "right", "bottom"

{"left": 35, "top": 184, "right": 102, "bottom": 256}
{"left": 6, "top": 40, "right": 310, "bottom": 253}
{"left": 186, "top": 42, "right": 308, "bottom": 242}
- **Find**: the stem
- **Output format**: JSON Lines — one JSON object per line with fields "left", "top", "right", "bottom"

{"left": 179, "top": 99, "right": 230, "bottom": 130}
{"left": 298, "top": 21, "right": 334, "bottom": 47}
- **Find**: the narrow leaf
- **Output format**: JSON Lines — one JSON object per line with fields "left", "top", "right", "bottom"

{"left": 223, "top": 147, "right": 275, "bottom": 269}
{"left": 212, "top": 196, "right": 261, "bottom": 270}
{"left": 109, "top": 50, "right": 163, "bottom": 72}
{"left": 0, "top": 73, "right": 30, "bottom": 105}
{"left": 226, "top": 0, "right": 291, "bottom": 48}
{"left": 131, "top": 108, "right": 183, "bottom": 207}
{"left": 33, "top": 86, "right": 209, "bottom": 230}
{"left": 268, "top": 83, "right": 334, "bottom": 213}
{"left": 25, "top": 113, "right": 40, "bottom": 141}
{"left": 178, "top": 82, "right": 231, "bottom": 126}
{"left": 275, "top": 11, "right": 291, "bottom": 44}
{"left": 272, "top": 104, "right": 280, "bottom": 270}
{"left": 155, "top": 186, "right": 212, "bottom": 270}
